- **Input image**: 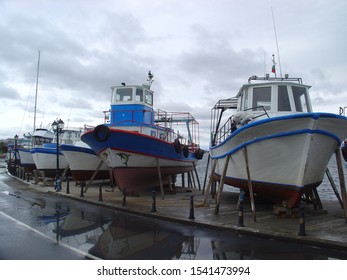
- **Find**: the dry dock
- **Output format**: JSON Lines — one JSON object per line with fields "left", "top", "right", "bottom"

{"left": 14, "top": 173, "right": 347, "bottom": 252}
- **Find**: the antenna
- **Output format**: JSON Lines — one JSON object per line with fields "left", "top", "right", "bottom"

{"left": 271, "top": 7, "right": 282, "bottom": 77}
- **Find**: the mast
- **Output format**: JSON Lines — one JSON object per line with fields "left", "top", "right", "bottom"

{"left": 33, "top": 50, "right": 41, "bottom": 133}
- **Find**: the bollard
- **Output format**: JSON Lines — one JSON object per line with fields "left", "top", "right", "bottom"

{"left": 98, "top": 184, "right": 103, "bottom": 202}
{"left": 298, "top": 205, "right": 306, "bottom": 236}
{"left": 80, "top": 182, "right": 84, "bottom": 197}
{"left": 122, "top": 188, "right": 126, "bottom": 207}
{"left": 66, "top": 177, "right": 70, "bottom": 194}
{"left": 151, "top": 190, "right": 157, "bottom": 212}
{"left": 237, "top": 191, "right": 245, "bottom": 227}
{"left": 26, "top": 172, "right": 30, "bottom": 182}
{"left": 237, "top": 200, "right": 244, "bottom": 227}
{"left": 188, "top": 195, "right": 195, "bottom": 220}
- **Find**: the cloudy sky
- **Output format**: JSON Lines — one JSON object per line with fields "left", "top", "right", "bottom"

{"left": 1, "top": 0, "right": 346, "bottom": 148}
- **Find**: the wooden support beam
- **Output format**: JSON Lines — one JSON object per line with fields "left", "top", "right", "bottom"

{"left": 325, "top": 168, "right": 344, "bottom": 208}
{"left": 243, "top": 147, "right": 257, "bottom": 222}
{"left": 156, "top": 158, "right": 165, "bottom": 199}
{"left": 335, "top": 148, "right": 347, "bottom": 222}
{"left": 202, "top": 153, "right": 211, "bottom": 194}
{"left": 84, "top": 160, "right": 104, "bottom": 192}
{"left": 202, "top": 158, "right": 218, "bottom": 205}
{"left": 193, "top": 161, "right": 201, "bottom": 190}
{"left": 215, "top": 155, "right": 231, "bottom": 214}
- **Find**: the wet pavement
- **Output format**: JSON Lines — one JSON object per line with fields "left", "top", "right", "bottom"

{"left": 11, "top": 170, "right": 347, "bottom": 254}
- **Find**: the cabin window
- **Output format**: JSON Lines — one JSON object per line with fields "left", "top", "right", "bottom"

{"left": 278, "top": 85, "right": 291, "bottom": 111}
{"left": 292, "top": 86, "right": 309, "bottom": 112}
{"left": 144, "top": 90, "right": 153, "bottom": 106}
{"left": 241, "top": 88, "right": 249, "bottom": 110}
{"left": 252, "top": 87, "right": 271, "bottom": 111}
{"left": 115, "top": 88, "right": 133, "bottom": 102}
{"left": 135, "top": 88, "right": 143, "bottom": 102}
{"left": 151, "top": 130, "right": 156, "bottom": 137}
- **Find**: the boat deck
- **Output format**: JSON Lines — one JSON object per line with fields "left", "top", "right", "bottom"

{"left": 18, "top": 176, "right": 347, "bottom": 252}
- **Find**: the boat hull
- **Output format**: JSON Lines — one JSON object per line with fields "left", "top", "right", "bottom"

{"left": 17, "top": 148, "right": 36, "bottom": 172}
{"left": 60, "top": 144, "right": 109, "bottom": 182}
{"left": 82, "top": 127, "right": 199, "bottom": 192}
{"left": 210, "top": 113, "right": 347, "bottom": 208}
{"left": 31, "top": 145, "right": 69, "bottom": 177}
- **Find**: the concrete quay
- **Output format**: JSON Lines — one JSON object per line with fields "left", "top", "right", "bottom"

{"left": 19, "top": 176, "right": 347, "bottom": 252}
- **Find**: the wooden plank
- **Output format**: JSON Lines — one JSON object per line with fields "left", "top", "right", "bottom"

{"left": 335, "top": 148, "right": 347, "bottom": 222}
{"left": 243, "top": 147, "right": 257, "bottom": 222}
{"left": 215, "top": 155, "right": 231, "bottom": 214}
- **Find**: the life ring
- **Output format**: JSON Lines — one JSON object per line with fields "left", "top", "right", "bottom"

{"left": 183, "top": 145, "right": 189, "bottom": 158}
{"left": 195, "top": 148, "right": 204, "bottom": 160}
{"left": 174, "top": 138, "right": 181, "bottom": 153}
{"left": 93, "top": 125, "right": 110, "bottom": 142}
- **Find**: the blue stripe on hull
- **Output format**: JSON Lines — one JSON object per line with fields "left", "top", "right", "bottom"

{"left": 82, "top": 129, "right": 197, "bottom": 162}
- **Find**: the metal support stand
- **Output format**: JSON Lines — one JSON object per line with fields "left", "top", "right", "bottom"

{"left": 98, "top": 184, "right": 103, "bottom": 202}
{"left": 189, "top": 195, "right": 195, "bottom": 220}
{"left": 151, "top": 190, "right": 157, "bottom": 212}
{"left": 122, "top": 188, "right": 126, "bottom": 207}
{"left": 298, "top": 205, "right": 306, "bottom": 236}
{"left": 66, "top": 177, "right": 70, "bottom": 194}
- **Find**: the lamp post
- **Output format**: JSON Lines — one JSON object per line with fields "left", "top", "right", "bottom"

{"left": 52, "top": 119, "right": 64, "bottom": 191}
{"left": 14, "top": 134, "right": 18, "bottom": 176}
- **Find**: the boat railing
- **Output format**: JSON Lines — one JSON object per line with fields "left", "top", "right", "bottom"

{"left": 212, "top": 106, "right": 269, "bottom": 146}
{"left": 155, "top": 109, "right": 200, "bottom": 149}
{"left": 248, "top": 75, "right": 303, "bottom": 84}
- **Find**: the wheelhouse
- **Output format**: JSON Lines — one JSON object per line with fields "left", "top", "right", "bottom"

{"left": 237, "top": 76, "right": 312, "bottom": 118}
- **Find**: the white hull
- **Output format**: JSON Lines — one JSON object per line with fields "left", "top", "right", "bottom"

{"left": 17, "top": 149, "right": 35, "bottom": 168}
{"left": 31, "top": 149, "right": 68, "bottom": 177}
{"left": 211, "top": 113, "right": 347, "bottom": 208}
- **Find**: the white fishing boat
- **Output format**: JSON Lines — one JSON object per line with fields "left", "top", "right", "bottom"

{"left": 60, "top": 139, "right": 109, "bottom": 182}
{"left": 81, "top": 72, "right": 204, "bottom": 193}
{"left": 31, "top": 128, "right": 81, "bottom": 177}
{"left": 209, "top": 74, "right": 347, "bottom": 208}
{"left": 17, "top": 128, "right": 54, "bottom": 172}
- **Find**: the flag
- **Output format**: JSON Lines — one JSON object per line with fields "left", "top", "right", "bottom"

{"left": 271, "top": 64, "right": 276, "bottom": 73}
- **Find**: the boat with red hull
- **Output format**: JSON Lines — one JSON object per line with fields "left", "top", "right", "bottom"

{"left": 81, "top": 72, "right": 204, "bottom": 193}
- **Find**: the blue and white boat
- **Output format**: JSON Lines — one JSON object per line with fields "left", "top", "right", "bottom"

{"left": 17, "top": 128, "right": 54, "bottom": 172}
{"left": 60, "top": 139, "right": 109, "bottom": 182}
{"left": 81, "top": 72, "right": 204, "bottom": 193}
{"left": 210, "top": 75, "right": 347, "bottom": 208}
{"left": 31, "top": 128, "right": 81, "bottom": 177}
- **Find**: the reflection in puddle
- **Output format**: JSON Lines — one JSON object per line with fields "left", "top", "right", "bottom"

{"left": 31, "top": 200, "right": 347, "bottom": 260}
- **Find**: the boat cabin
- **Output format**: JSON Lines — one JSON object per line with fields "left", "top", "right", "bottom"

{"left": 237, "top": 76, "right": 312, "bottom": 118}
{"left": 109, "top": 84, "right": 155, "bottom": 126}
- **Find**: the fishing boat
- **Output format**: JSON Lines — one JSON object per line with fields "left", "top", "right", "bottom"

{"left": 209, "top": 74, "right": 347, "bottom": 208}
{"left": 31, "top": 128, "right": 81, "bottom": 177}
{"left": 81, "top": 72, "right": 204, "bottom": 193}
{"left": 17, "top": 128, "right": 54, "bottom": 172}
{"left": 60, "top": 139, "right": 109, "bottom": 182}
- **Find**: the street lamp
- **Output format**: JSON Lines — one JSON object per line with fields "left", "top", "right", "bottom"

{"left": 14, "top": 134, "right": 18, "bottom": 176}
{"left": 52, "top": 119, "right": 64, "bottom": 191}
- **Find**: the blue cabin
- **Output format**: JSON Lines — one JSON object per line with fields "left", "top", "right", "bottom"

{"left": 109, "top": 84, "right": 154, "bottom": 126}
